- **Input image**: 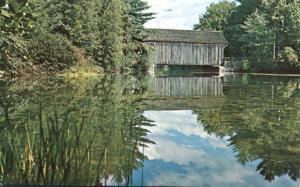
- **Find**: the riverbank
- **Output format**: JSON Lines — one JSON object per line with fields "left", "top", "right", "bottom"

{"left": 233, "top": 72, "right": 300, "bottom": 77}
{"left": 0, "top": 62, "right": 103, "bottom": 83}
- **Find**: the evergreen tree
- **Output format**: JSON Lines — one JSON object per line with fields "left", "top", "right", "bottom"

{"left": 123, "top": 0, "right": 155, "bottom": 72}
{"left": 95, "top": 0, "right": 125, "bottom": 72}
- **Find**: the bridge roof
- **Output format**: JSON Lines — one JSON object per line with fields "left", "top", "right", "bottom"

{"left": 144, "top": 29, "right": 228, "bottom": 44}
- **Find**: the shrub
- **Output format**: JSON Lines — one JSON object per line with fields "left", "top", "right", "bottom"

{"left": 242, "top": 59, "right": 251, "bottom": 71}
{"left": 0, "top": 32, "right": 28, "bottom": 74}
{"left": 278, "top": 47, "right": 299, "bottom": 67}
{"left": 29, "top": 33, "right": 77, "bottom": 71}
{"left": 242, "top": 57, "right": 275, "bottom": 72}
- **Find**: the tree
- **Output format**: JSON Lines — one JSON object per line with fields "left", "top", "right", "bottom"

{"left": 240, "top": 10, "right": 275, "bottom": 70}
{"left": 286, "top": 3, "right": 300, "bottom": 53}
{"left": 245, "top": 0, "right": 300, "bottom": 71}
{"left": 1, "top": 0, "right": 154, "bottom": 75}
{"left": 193, "top": 0, "right": 237, "bottom": 31}
{"left": 278, "top": 47, "right": 299, "bottom": 67}
{"left": 94, "top": 0, "right": 125, "bottom": 72}
{"left": 224, "top": 0, "right": 261, "bottom": 57}
{"left": 229, "top": 0, "right": 261, "bottom": 26}
{"left": 122, "top": 0, "right": 155, "bottom": 73}
{"left": 0, "top": 0, "right": 33, "bottom": 74}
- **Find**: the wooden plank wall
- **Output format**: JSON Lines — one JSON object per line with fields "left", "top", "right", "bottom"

{"left": 153, "top": 76, "right": 224, "bottom": 97}
{"left": 151, "top": 42, "right": 225, "bottom": 66}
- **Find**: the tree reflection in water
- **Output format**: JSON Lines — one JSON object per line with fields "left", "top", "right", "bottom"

{"left": 1, "top": 74, "right": 300, "bottom": 185}
{"left": 196, "top": 75, "right": 300, "bottom": 182}
{"left": 0, "top": 75, "right": 154, "bottom": 186}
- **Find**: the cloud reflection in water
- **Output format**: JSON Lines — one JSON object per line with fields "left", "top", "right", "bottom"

{"left": 132, "top": 110, "right": 298, "bottom": 187}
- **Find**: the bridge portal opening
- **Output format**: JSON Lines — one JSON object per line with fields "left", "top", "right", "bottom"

{"left": 155, "top": 65, "right": 220, "bottom": 77}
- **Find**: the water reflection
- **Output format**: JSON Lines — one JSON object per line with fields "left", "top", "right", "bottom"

{"left": 137, "top": 74, "right": 300, "bottom": 186}
{"left": 0, "top": 76, "right": 154, "bottom": 185}
{"left": 134, "top": 110, "right": 297, "bottom": 187}
{"left": 0, "top": 73, "right": 300, "bottom": 186}
{"left": 196, "top": 75, "right": 300, "bottom": 182}
{"left": 152, "top": 76, "right": 223, "bottom": 97}
{"left": 152, "top": 66, "right": 223, "bottom": 97}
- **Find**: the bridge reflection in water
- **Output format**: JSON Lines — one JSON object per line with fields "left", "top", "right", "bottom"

{"left": 152, "top": 76, "right": 224, "bottom": 97}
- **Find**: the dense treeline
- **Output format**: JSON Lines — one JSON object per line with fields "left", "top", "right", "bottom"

{"left": 0, "top": 0, "right": 153, "bottom": 75}
{"left": 194, "top": 0, "right": 300, "bottom": 73}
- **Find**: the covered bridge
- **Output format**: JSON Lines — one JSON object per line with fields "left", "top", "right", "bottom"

{"left": 152, "top": 76, "right": 223, "bottom": 97}
{"left": 144, "top": 29, "right": 228, "bottom": 66}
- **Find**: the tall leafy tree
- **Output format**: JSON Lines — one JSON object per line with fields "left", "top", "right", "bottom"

{"left": 195, "top": 0, "right": 300, "bottom": 72}
{"left": 224, "top": 0, "right": 261, "bottom": 57}
{"left": 240, "top": 10, "right": 275, "bottom": 70}
{"left": 193, "top": 0, "right": 237, "bottom": 31}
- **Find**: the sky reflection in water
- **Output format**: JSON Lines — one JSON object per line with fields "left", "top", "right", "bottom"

{"left": 132, "top": 110, "right": 299, "bottom": 187}
{"left": 1, "top": 74, "right": 300, "bottom": 186}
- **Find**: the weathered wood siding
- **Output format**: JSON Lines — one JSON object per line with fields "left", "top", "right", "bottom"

{"left": 149, "top": 42, "right": 225, "bottom": 66}
{"left": 153, "top": 76, "right": 223, "bottom": 97}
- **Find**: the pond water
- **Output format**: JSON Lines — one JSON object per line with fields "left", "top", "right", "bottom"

{"left": 0, "top": 73, "right": 300, "bottom": 186}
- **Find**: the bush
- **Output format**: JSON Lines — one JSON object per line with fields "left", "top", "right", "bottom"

{"left": 278, "top": 47, "right": 299, "bottom": 67}
{"left": 242, "top": 59, "right": 251, "bottom": 71}
{"left": 0, "top": 31, "right": 28, "bottom": 74}
{"left": 29, "top": 33, "right": 77, "bottom": 71}
{"left": 242, "top": 57, "right": 275, "bottom": 72}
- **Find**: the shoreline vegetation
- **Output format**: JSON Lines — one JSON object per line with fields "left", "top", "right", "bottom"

{"left": 194, "top": 0, "right": 300, "bottom": 74}
{"left": 1, "top": 0, "right": 300, "bottom": 79}
{"left": 0, "top": 0, "right": 154, "bottom": 77}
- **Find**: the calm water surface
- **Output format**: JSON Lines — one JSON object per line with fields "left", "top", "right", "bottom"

{"left": 0, "top": 73, "right": 299, "bottom": 186}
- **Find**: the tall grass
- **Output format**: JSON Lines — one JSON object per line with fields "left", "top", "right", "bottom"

{"left": 0, "top": 75, "right": 154, "bottom": 185}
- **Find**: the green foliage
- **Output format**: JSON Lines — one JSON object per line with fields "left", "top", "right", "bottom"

{"left": 286, "top": 4, "right": 300, "bottom": 52}
{"left": 229, "top": 0, "right": 260, "bottom": 26}
{"left": 29, "top": 33, "right": 77, "bottom": 71}
{"left": 0, "top": 0, "right": 32, "bottom": 74}
{"left": 279, "top": 47, "right": 299, "bottom": 67}
{"left": 240, "top": 10, "right": 275, "bottom": 70}
{"left": 122, "top": 0, "right": 155, "bottom": 73}
{"left": 0, "top": 75, "right": 154, "bottom": 185}
{"left": 94, "top": 0, "right": 125, "bottom": 72}
{"left": 0, "top": 0, "right": 33, "bottom": 35}
{"left": 0, "top": 32, "right": 28, "bottom": 74}
{"left": 34, "top": 0, "right": 154, "bottom": 73}
{"left": 223, "top": 0, "right": 260, "bottom": 57}
{"left": 34, "top": 0, "right": 77, "bottom": 36}
{"left": 241, "top": 59, "right": 250, "bottom": 71}
{"left": 0, "top": 0, "right": 153, "bottom": 75}
{"left": 34, "top": 0, "right": 98, "bottom": 45}
{"left": 195, "top": 0, "right": 300, "bottom": 72}
{"left": 194, "top": 0, "right": 261, "bottom": 57}
{"left": 193, "top": 0, "right": 237, "bottom": 31}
